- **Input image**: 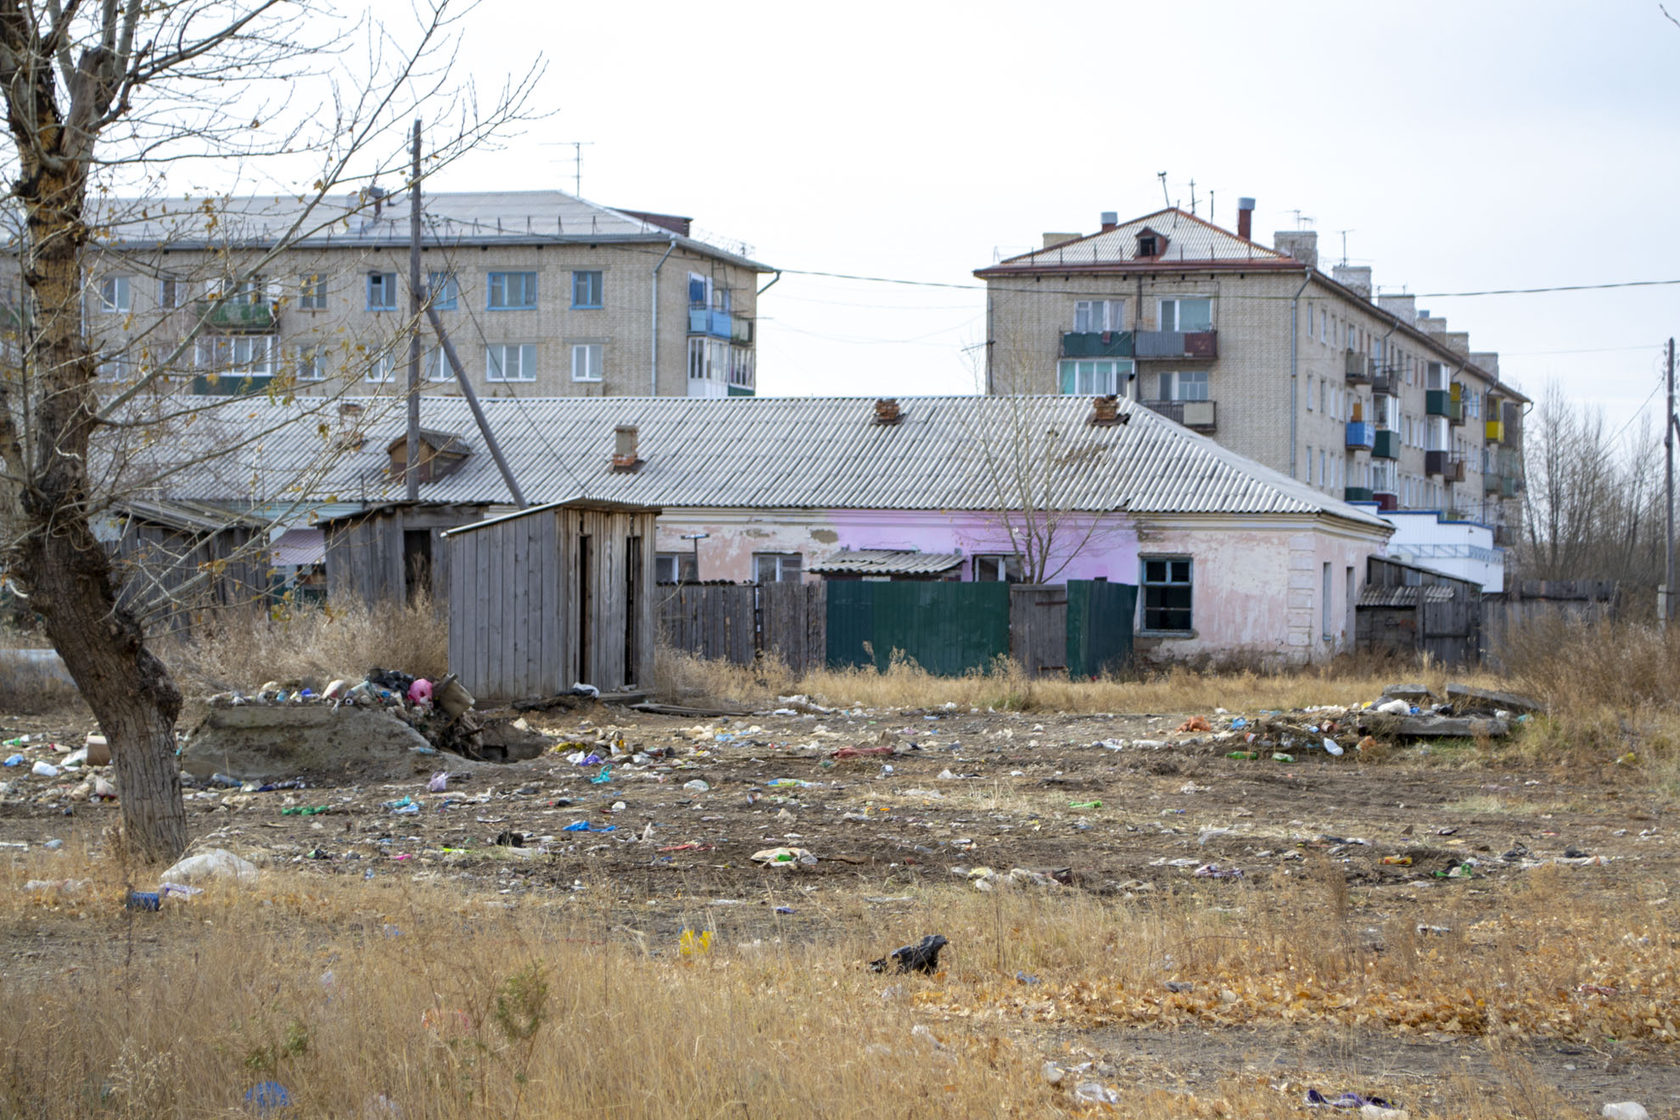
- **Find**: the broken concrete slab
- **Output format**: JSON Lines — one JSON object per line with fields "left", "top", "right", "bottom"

{"left": 1390, "top": 716, "right": 1509, "bottom": 739}
{"left": 1445, "top": 683, "right": 1545, "bottom": 715}
{"left": 1381, "top": 684, "right": 1435, "bottom": 703}
{"left": 181, "top": 705, "right": 438, "bottom": 782}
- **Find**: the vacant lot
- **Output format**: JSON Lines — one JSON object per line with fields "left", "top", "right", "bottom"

{"left": 1, "top": 675, "right": 1676, "bottom": 1118}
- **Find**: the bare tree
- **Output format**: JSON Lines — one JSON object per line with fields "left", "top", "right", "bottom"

{"left": 0, "top": 0, "right": 537, "bottom": 862}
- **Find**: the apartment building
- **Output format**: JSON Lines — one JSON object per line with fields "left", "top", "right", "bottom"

{"left": 84, "top": 190, "right": 772, "bottom": 400}
{"left": 974, "top": 203, "right": 1528, "bottom": 542}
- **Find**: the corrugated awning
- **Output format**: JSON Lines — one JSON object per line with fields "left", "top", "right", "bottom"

{"left": 810, "top": 549, "right": 964, "bottom": 576}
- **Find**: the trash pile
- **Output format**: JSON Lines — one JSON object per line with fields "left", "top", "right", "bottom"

{"left": 1, "top": 731, "right": 117, "bottom": 806}
{"left": 207, "top": 667, "right": 488, "bottom": 756}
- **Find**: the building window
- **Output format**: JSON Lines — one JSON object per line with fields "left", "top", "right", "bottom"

{"left": 159, "top": 276, "right": 186, "bottom": 309}
{"left": 728, "top": 346, "right": 755, "bottom": 391}
{"left": 487, "top": 271, "right": 538, "bottom": 310}
{"left": 754, "top": 552, "right": 802, "bottom": 583}
{"left": 572, "top": 270, "right": 603, "bottom": 309}
{"left": 1141, "top": 556, "right": 1193, "bottom": 633}
{"left": 1306, "top": 375, "right": 1315, "bottom": 410}
{"left": 425, "top": 347, "right": 451, "bottom": 381}
{"left": 973, "top": 554, "right": 1022, "bottom": 582}
{"left": 571, "top": 342, "right": 603, "bottom": 382}
{"left": 299, "top": 273, "right": 327, "bottom": 310}
{"left": 367, "top": 272, "right": 398, "bottom": 311}
{"left": 688, "top": 272, "right": 713, "bottom": 308}
{"left": 1322, "top": 562, "right": 1333, "bottom": 642}
{"left": 293, "top": 345, "right": 325, "bottom": 382}
{"left": 486, "top": 343, "right": 537, "bottom": 382}
{"left": 96, "top": 351, "right": 132, "bottom": 380}
{"left": 1154, "top": 370, "right": 1208, "bottom": 401}
{"left": 688, "top": 337, "right": 729, "bottom": 397}
{"left": 1073, "top": 299, "right": 1123, "bottom": 333}
{"left": 655, "top": 552, "right": 698, "bottom": 584}
{"left": 428, "top": 271, "right": 457, "bottom": 310}
{"left": 1158, "top": 297, "right": 1211, "bottom": 332}
{"left": 366, "top": 353, "right": 397, "bottom": 383}
{"left": 195, "top": 335, "right": 276, "bottom": 377}
{"left": 98, "top": 276, "right": 131, "bottom": 313}
{"left": 1057, "top": 358, "right": 1132, "bottom": 396}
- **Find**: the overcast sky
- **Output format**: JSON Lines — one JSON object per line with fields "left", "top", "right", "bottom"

{"left": 367, "top": 1, "right": 1678, "bottom": 440}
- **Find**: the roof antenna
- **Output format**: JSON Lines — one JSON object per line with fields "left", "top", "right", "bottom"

{"left": 1336, "top": 228, "right": 1355, "bottom": 266}
{"left": 1188, "top": 178, "right": 1197, "bottom": 216}
{"left": 1157, "top": 171, "right": 1169, "bottom": 208}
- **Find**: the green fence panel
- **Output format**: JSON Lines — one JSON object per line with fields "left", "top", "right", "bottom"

{"left": 1066, "top": 580, "right": 1137, "bottom": 679}
{"left": 826, "top": 581, "right": 1010, "bottom": 676}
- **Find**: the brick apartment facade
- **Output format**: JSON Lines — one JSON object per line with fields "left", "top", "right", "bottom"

{"left": 83, "top": 190, "right": 772, "bottom": 401}
{"left": 975, "top": 204, "right": 1528, "bottom": 542}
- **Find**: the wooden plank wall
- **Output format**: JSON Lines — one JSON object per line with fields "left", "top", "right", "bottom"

{"left": 1009, "top": 584, "right": 1069, "bottom": 676}
{"left": 656, "top": 584, "right": 757, "bottom": 665}
{"left": 760, "top": 581, "right": 825, "bottom": 674}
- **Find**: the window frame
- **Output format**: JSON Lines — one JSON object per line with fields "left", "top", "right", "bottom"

{"left": 427, "top": 271, "right": 458, "bottom": 311}
{"left": 159, "top": 276, "right": 186, "bottom": 310}
{"left": 1056, "top": 358, "right": 1132, "bottom": 396}
{"left": 571, "top": 342, "right": 603, "bottom": 382}
{"left": 366, "top": 271, "right": 398, "bottom": 312}
{"left": 487, "top": 270, "right": 538, "bottom": 310}
{"left": 98, "top": 275, "right": 132, "bottom": 313}
{"left": 1073, "top": 299, "right": 1124, "bottom": 333}
{"left": 1158, "top": 296, "right": 1212, "bottom": 333}
{"left": 486, "top": 342, "right": 537, "bottom": 383}
{"left": 571, "top": 270, "right": 603, "bottom": 309}
{"left": 293, "top": 344, "right": 325, "bottom": 382}
{"left": 972, "top": 554, "right": 1023, "bottom": 583}
{"left": 194, "top": 334, "right": 277, "bottom": 378}
{"left": 298, "top": 273, "right": 327, "bottom": 311}
{"left": 655, "top": 552, "right": 698, "bottom": 584}
{"left": 1139, "top": 555, "right": 1194, "bottom": 634}
{"left": 753, "top": 552, "right": 803, "bottom": 584}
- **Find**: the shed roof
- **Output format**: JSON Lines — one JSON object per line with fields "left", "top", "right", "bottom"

{"left": 809, "top": 549, "right": 965, "bottom": 576}
{"left": 155, "top": 395, "right": 1391, "bottom": 533}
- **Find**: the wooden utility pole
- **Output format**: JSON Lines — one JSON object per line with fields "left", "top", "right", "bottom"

{"left": 406, "top": 119, "right": 423, "bottom": 501}
{"left": 1666, "top": 337, "right": 1675, "bottom": 629}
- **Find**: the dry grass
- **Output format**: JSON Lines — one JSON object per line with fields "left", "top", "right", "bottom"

{"left": 160, "top": 595, "right": 449, "bottom": 696}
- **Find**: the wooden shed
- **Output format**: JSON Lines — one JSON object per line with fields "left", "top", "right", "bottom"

{"left": 1356, "top": 556, "right": 1484, "bottom": 665}
{"left": 444, "top": 498, "right": 660, "bottom": 702}
{"left": 109, "top": 500, "right": 271, "bottom": 630}
{"left": 320, "top": 502, "right": 490, "bottom": 608}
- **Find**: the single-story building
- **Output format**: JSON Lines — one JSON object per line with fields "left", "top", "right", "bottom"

{"left": 158, "top": 393, "right": 1395, "bottom": 665}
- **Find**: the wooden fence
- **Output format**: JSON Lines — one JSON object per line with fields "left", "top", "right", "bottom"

{"left": 655, "top": 582, "right": 828, "bottom": 675}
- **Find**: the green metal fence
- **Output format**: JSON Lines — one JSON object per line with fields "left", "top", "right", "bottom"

{"left": 1065, "top": 580, "right": 1137, "bottom": 679}
{"left": 825, "top": 581, "right": 1010, "bottom": 676}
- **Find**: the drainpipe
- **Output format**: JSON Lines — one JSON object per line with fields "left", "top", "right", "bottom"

{"left": 1288, "top": 267, "right": 1312, "bottom": 479}
{"left": 651, "top": 236, "right": 677, "bottom": 396}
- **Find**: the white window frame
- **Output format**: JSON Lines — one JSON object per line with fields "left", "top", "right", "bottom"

{"left": 1057, "top": 358, "right": 1131, "bottom": 396}
{"left": 753, "top": 552, "right": 803, "bottom": 583}
{"left": 98, "top": 275, "right": 131, "bottom": 313}
{"left": 366, "top": 272, "right": 398, "bottom": 312}
{"left": 195, "top": 334, "right": 277, "bottom": 378}
{"left": 298, "top": 273, "right": 327, "bottom": 311}
{"left": 487, "top": 271, "right": 538, "bottom": 310}
{"left": 293, "top": 345, "right": 325, "bottom": 382}
{"left": 365, "top": 353, "right": 397, "bottom": 383}
{"left": 1158, "top": 297, "right": 1212, "bottom": 332}
{"left": 571, "top": 342, "right": 603, "bottom": 382}
{"left": 1073, "top": 299, "right": 1124, "bottom": 333}
{"left": 425, "top": 347, "right": 452, "bottom": 382}
{"left": 728, "top": 346, "right": 755, "bottom": 390}
{"left": 486, "top": 342, "right": 537, "bottom": 382}
{"left": 1154, "top": 369, "right": 1209, "bottom": 402}
{"left": 973, "top": 554, "right": 1022, "bottom": 583}
{"left": 159, "top": 276, "right": 186, "bottom": 310}
{"left": 687, "top": 337, "right": 729, "bottom": 397}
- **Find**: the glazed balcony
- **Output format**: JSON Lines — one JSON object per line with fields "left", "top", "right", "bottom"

{"left": 1372, "top": 429, "right": 1400, "bottom": 459}
{"left": 1343, "top": 486, "right": 1374, "bottom": 503}
{"left": 1060, "top": 330, "right": 1133, "bottom": 359}
{"left": 194, "top": 298, "right": 277, "bottom": 333}
{"left": 1133, "top": 329, "right": 1217, "bottom": 360}
{"left": 1344, "top": 350, "right": 1372, "bottom": 385}
{"left": 1345, "top": 420, "right": 1374, "bottom": 450}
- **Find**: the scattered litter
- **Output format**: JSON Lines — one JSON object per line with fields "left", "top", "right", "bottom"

{"left": 161, "top": 848, "right": 259, "bottom": 885}
{"left": 1602, "top": 1102, "right": 1650, "bottom": 1120}
{"left": 1068, "top": 800, "right": 1102, "bottom": 810}
{"left": 683, "top": 779, "right": 710, "bottom": 792}
{"left": 1307, "top": 1089, "right": 1398, "bottom": 1110}
{"left": 30, "top": 761, "right": 59, "bottom": 778}
{"left": 750, "top": 846, "right": 816, "bottom": 868}
{"left": 590, "top": 766, "right": 613, "bottom": 785}
{"left": 1073, "top": 1081, "right": 1120, "bottom": 1105}
{"left": 561, "top": 821, "right": 615, "bottom": 833}
{"left": 869, "top": 933, "right": 948, "bottom": 974}
{"left": 1193, "top": 863, "right": 1243, "bottom": 879}
{"left": 427, "top": 772, "right": 449, "bottom": 792}
{"left": 125, "top": 891, "right": 161, "bottom": 912}
{"left": 1176, "top": 716, "right": 1212, "bottom": 733}
{"left": 243, "top": 1080, "right": 292, "bottom": 1114}
{"left": 1271, "top": 752, "right": 1295, "bottom": 763}
{"left": 678, "top": 928, "right": 712, "bottom": 958}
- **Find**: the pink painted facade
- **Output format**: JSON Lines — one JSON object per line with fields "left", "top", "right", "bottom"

{"left": 653, "top": 505, "right": 1388, "bottom": 665}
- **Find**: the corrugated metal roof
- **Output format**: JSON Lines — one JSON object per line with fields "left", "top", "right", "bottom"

{"left": 153, "top": 395, "right": 1391, "bottom": 532}
{"left": 1359, "top": 584, "right": 1456, "bottom": 608}
{"left": 985, "top": 208, "right": 1288, "bottom": 271}
{"left": 810, "top": 549, "right": 964, "bottom": 575}
{"left": 90, "top": 190, "right": 771, "bottom": 272}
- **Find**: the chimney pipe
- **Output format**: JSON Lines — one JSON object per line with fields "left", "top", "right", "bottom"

{"left": 611, "top": 424, "right": 641, "bottom": 470}
{"left": 1087, "top": 395, "right": 1120, "bottom": 427}
{"left": 1236, "top": 197, "right": 1255, "bottom": 241}
{"left": 1100, "top": 211, "right": 1119, "bottom": 233}
{"left": 873, "top": 398, "right": 902, "bottom": 426}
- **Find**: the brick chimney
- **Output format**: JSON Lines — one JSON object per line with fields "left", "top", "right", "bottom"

{"left": 1100, "top": 211, "right": 1119, "bottom": 233}
{"left": 611, "top": 424, "right": 641, "bottom": 471}
{"left": 1274, "top": 230, "right": 1318, "bottom": 270}
{"left": 1332, "top": 264, "right": 1373, "bottom": 299}
{"left": 873, "top": 398, "right": 902, "bottom": 426}
{"left": 1236, "top": 197, "right": 1255, "bottom": 241}
{"left": 1087, "top": 395, "right": 1121, "bottom": 427}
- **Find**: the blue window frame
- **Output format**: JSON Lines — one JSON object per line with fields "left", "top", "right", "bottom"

{"left": 572, "top": 270, "right": 603, "bottom": 309}
{"left": 428, "top": 271, "right": 457, "bottom": 310}
{"left": 367, "top": 272, "right": 398, "bottom": 311}
{"left": 487, "top": 271, "right": 537, "bottom": 310}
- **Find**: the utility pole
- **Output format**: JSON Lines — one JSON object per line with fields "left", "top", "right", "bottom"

{"left": 1666, "top": 337, "right": 1675, "bottom": 629}
{"left": 406, "top": 120, "right": 422, "bottom": 502}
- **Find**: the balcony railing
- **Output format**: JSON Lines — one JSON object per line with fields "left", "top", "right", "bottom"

{"left": 688, "top": 307, "right": 734, "bottom": 339}
{"left": 192, "top": 373, "right": 274, "bottom": 396}
{"left": 1345, "top": 420, "right": 1374, "bottom": 450}
{"left": 1425, "top": 449, "right": 1448, "bottom": 477}
{"left": 1485, "top": 418, "right": 1504, "bottom": 443}
{"left": 1371, "top": 371, "right": 1394, "bottom": 396}
{"left": 194, "top": 298, "right": 277, "bottom": 333}
{"left": 731, "top": 316, "right": 755, "bottom": 346}
{"left": 1344, "top": 350, "right": 1372, "bottom": 384}
{"left": 1484, "top": 470, "right": 1502, "bottom": 494}
{"left": 1446, "top": 456, "right": 1466, "bottom": 482}
{"left": 1372, "top": 491, "right": 1399, "bottom": 512}
{"left": 1133, "top": 329, "right": 1217, "bottom": 360}
{"left": 1060, "top": 330, "right": 1133, "bottom": 358}
{"left": 1425, "top": 389, "right": 1463, "bottom": 422}
{"left": 1372, "top": 429, "right": 1399, "bottom": 459}
{"left": 1343, "top": 486, "right": 1374, "bottom": 503}
{"left": 1142, "top": 398, "right": 1217, "bottom": 432}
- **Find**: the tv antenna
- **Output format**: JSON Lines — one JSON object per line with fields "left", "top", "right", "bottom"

{"left": 1336, "top": 228, "right": 1355, "bottom": 266}
{"left": 541, "top": 140, "right": 595, "bottom": 196}
{"left": 1157, "top": 171, "right": 1169, "bottom": 207}
{"left": 1188, "top": 178, "right": 1197, "bottom": 215}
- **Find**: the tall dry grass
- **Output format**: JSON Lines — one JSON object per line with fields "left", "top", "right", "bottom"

{"left": 161, "top": 595, "right": 448, "bottom": 696}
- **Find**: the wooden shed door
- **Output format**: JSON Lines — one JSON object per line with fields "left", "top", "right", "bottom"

{"left": 624, "top": 536, "right": 642, "bottom": 686}
{"left": 576, "top": 534, "right": 593, "bottom": 686}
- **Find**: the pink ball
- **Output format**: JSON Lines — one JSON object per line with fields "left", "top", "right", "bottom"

{"left": 408, "top": 678, "right": 433, "bottom": 706}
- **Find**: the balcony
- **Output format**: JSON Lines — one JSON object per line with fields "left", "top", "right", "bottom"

{"left": 1133, "top": 329, "right": 1217, "bottom": 360}
{"left": 688, "top": 307, "right": 734, "bottom": 339}
{"left": 1446, "top": 456, "right": 1466, "bottom": 482}
{"left": 731, "top": 316, "right": 755, "bottom": 346}
{"left": 1344, "top": 350, "right": 1372, "bottom": 385}
{"left": 1485, "top": 417, "right": 1505, "bottom": 443}
{"left": 1484, "top": 470, "right": 1502, "bottom": 494}
{"left": 1372, "top": 491, "right": 1399, "bottom": 512}
{"left": 1142, "top": 399, "right": 1217, "bottom": 432}
{"left": 1425, "top": 449, "right": 1449, "bottom": 477}
{"left": 1371, "top": 371, "right": 1394, "bottom": 396}
{"left": 1425, "top": 389, "right": 1462, "bottom": 422}
{"left": 1372, "top": 429, "right": 1399, "bottom": 459}
{"left": 194, "top": 298, "right": 277, "bottom": 333}
{"left": 1060, "top": 330, "right": 1133, "bottom": 359}
{"left": 1343, "top": 486, "right": 1374, "bottom": 503}
{"left": 1502, "top": 475, "right": 1521, "bottom": 498}
{"left": 1345, "top": 420, "right": 1374, "bottom": 450}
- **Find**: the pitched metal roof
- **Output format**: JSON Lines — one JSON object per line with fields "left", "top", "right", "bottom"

{"left": 90, "top": 190, "right": 771, "bottom": 272}
{"left": 155, "top": 394, "right": 1391, "bottom": 532}
{"left": 810, "top": 549, "right": 965, "bottom": 576}
{"left": 981, "top": 208, "right": 1289, "bottom": 273}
